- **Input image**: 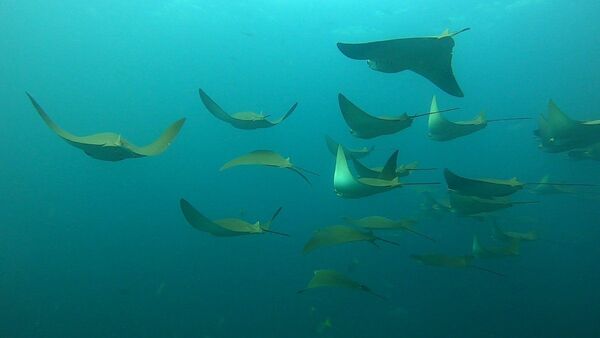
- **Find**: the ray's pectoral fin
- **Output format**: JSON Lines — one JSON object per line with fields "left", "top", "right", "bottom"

{"left": 198, "top": 88, "right": 235, "bottom": 123}
{"left": 412, "top": 59, "right": 463, "bottom": 97}
{"left": 271, "top": 102, "right": 298, "bottom": 124}
{"left": 26, "top": 92, "right": 80, "bottom": 142}
{"left": 129, "top": 118, "right": 186, "bottom": 156}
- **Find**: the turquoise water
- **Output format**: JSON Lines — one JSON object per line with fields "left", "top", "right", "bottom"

{"left": 2, "top": 1, "right": 600, "bottom": 337}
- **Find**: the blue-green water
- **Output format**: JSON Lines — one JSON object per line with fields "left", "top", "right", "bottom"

{"left": 2, "top": 1, "right": 600, "bottom": 337}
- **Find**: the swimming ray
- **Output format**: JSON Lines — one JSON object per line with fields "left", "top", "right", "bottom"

{"left": 418, "top": 191, "right": 453, "bottom": 219}
{"left": 334, "top": 146, "right": 437, "bottom": 198}
{"left": 444, "top": 168, "right": 525, "bottom": 198}
{"left": 350, "top": 151, "right": 433, "bottom": 181}
{"left": 529, "top": 175, "right": 578, "bottom": 195}
{"left": 428, "top": 96, "right": 486, "bottom": 141}
{"left": 535, "top": 100, "right": 600, "bottom": 152}
{"left": 351, "top": 149, "right": 399, "bottom": 181}
{"left": 298, "top": 269, "right": 386, "bottom": 300}
{"left": 337, "top": 93, "right": 457, "bottom": 139}
{"left": 569, "top": 142, "right": 600, "bottom": 161}
{"left": 410, "top": 253, "right": 504, "bottom": 276}
{"left": 342, "top": 216, "right": 435, "bottom": 242}
{"left": 27, "top": 93, "right": 185, "bottom": 161}
{"left": 198, "top": 88, "right": 297, "bottom": 130}
{"left": 302, "top": 225, "right": 399, "bottom": 254}
{"left": 221, "top": 150, "right": 317, "bottom": 185}
{"left": 179, "top": 199, "right": 288, "bottom": 237}
{"left": 325, "top": 135, "right": 373, "bottom": 159}
{"left": 337, "top": 28, "right": 469, "bottom": 97}
{"left": 428, "top": 96, "right": 530, "bottom": 141}
{"left": 448, "top": 190, "right": 537, "bottom": 216}
{"left": 472, "top": 235, "right": 520, "bottom": 259}
{"left": 338, "top": 93, "right": 411, "bottom": 138}
{"left": 396, "top": 161, "right": 436, "bottom": 176}
{"left": 492, "top": 222, "right": 538, "bottom": 242}
{"left": 445, "top": 169, "right": 598, "bottom": 198}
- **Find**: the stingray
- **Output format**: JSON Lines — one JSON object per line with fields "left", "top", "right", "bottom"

{"left": 198, "top": 88, "right": 297, "bottom": 130}
{"left": 297, "top": 269, "right": 386, "bottom": 300}
{"left": 535, "top": 100, "right": 600, "bottom": 152}
{"left": 343, "top": 216, "right": 435, "bottom": 242}
{"left": 419, "top": 191, "right": 453, "bottom": 219}
{"left": 428, "top": 96, "right": 530, "bottom": 141}
{"left": 27, "top": 92, "right": 185, "bottom": 161}
{"left": 472, "top": 235, "right": 520, "bottom": 259}
{"left": 179, "top": 198, "right": 288, "bottom": 237}
{"left": 569, "top": 143, "right": 600, "bottom": 161}
{"left": 492, "top": 222, "right": 538, "bottom": 242}
{"left": 302, "top": 225, "right": 399, "bottom": 254}
{"left": 337, "top": 28, "right": 470, "bottom": 97}
{"left": 529, "top": 175, "right": 577, "bottom": 195}
{"left": 444, "top": 168, "right": 525, "bottom": 198}
{"left": 421, "top": 191, "right": 452, "bottom": 212}
{"left": 410, "top": 253, "right": 504, "bottom": 276}
{"left": 428, "top": 96, "right": 485, "bottom": 141}
{"left": 395, "top": 161, "right": 435, "bottom": 176}
{"left": 445, "top": 169, "right": 597, "bottom": 198}
{"left": 334, "top": 145, "right": 401, "bottom": 197}
{"left": 351, "top": 151, "right": 434, "bottom": 181}
{"left": 448, "top": 190, "right": 537, "bottom": 216}
{"left": 337, "top": 93, "right": 457, "bottom": 139}
{"left": 220, "top": 150, "right": 317, "bottom": 185}
{"left": 334, "top": 145, "right": 437, "bottom": 198}
{"left": 325, "top": 135, "right": 373, "bottom": 159}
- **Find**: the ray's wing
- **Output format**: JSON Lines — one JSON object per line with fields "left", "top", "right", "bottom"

{"left": 337, "top": 36, "right": 463, "bottom": 97}
{"left": 129, "top": 118, "right": 186, "bottom": 156}
{"left": 269, "top": 102, "right": 298, "bottom": 125}
{"left": 337, "top": 38, "right": 420, "bottom": 61}
{"left": 198, "top": 88, "right": 236, "bottom": 123}
{"left": 180, "top": 199, "right": 238, "bottom": 236}
{"left": 26, "top": 92, "right": 95, "bottom": 144}
{"left": 220, "top": 150, "right": 283, "bottom": 170}
{"left": 408, "top": 37, "right": 463, "bottom": 97}
{"left": 338, "top": 93, "right": 384, "bottom": 130}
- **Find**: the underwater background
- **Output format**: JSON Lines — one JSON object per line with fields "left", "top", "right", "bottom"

{"left": 2, "top": 0, "right": 600, "bottom": 337}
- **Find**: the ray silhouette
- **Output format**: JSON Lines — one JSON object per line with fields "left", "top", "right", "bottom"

{"left": 298, "top": 269, "right": 386, "bottom": 300}
{"left": 221, "top": 150, "right": 317, "bottom": 185}
{"left": 179, "top": 199, "right": 288, "bottom": 237}
{"left": 445, "top": 168, "right": 597, "bottom": 198}
{"left": 337, "top": 29, "right": 470, "bottom": 97}
{"left": 569, "top": 142, "right": 600, "bottom": 161}
{"left": 492, "top": 222, "right": 538, "bottom": 242}
{"left": 410, "top": 253, "right": 504, "bottom": 276}
{"left": 428, "top": 96, "right": 530, "bottom": 141}
{"left": 448, "top": 190, "right": 537, "bottom": 216}
{"left": 199, "top": 88, "right": 297, "bottom": 130}
{"left": 27, "top": 93, "right": 185, "bottom": 161}
{"left": 444, "top": 168, "right": 524, "bottom": 198}
{"left": 535, "top": 100, "right": 600, "bottom": 152}
{"left": 303, "top": 225, "right": 399, "bottom": 254}
{"left": 351, "top": 151, "right": 434, "bottom": 181}
{"left": 338, "top": 93, "right": 458, "bottom": 139}
{"left": 472, "top": 235, "right": 520, "bottom": 259}
{"left": 343, "top": 216, "right": 435, "bottom": 242}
